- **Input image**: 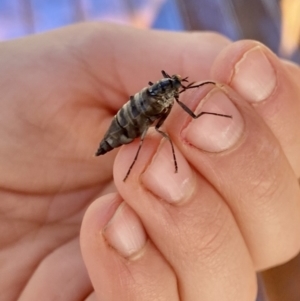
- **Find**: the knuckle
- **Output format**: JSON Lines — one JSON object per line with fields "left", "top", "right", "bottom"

{"left": 244, "top": 141, "right": 284, "bottom": 204}
{"left": 179, "top": 202, "right": 233, "bottom": 258}
{"left": 241, "top": 140, "right": 300, "bottom": 269}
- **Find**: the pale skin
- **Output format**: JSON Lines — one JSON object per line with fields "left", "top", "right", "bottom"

{"left": 1, "top": 23, "right": 300, "bottom": 301}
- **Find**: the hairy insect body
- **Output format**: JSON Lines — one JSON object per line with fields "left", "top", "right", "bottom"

{"left": 96, "top": 76, "right": 181, "bottom": 156}
{"left": 95, "top": 70, "right": 232, "bottom": 181}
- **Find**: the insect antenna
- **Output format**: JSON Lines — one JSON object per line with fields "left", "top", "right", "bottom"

{"left": 182, "top": 76, "right": 189, "bottom": 82}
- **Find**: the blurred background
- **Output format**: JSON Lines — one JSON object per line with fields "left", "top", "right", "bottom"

{"left": 0, "top": 0, "right": 299, "bottom": 63}
{"left": 1, "top": 1, "right": 300, "bottom": 300}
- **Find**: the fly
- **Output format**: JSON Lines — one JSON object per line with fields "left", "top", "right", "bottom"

{"left": 95, "top": 70, "right": 232, "bottom": 181}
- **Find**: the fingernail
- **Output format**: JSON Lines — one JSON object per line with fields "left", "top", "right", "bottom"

{"left": 142, "top": 141, "right": 195, "bottom": 204}
{"left": 182, "top": 88, "right": 244, "bottom": 152}
{"left": 231, "top": 46, "right": 277, "bottom": 102}
{"left": 103, "top": 203, "right": 147, "bottom": 258}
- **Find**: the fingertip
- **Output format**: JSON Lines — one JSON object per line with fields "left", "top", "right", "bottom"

{"left": 211, "top": 39, "right": 300, "bottom": 178}
{"left": 210, "top": 40, "right": 289, "bottom": 104}
{"left": 210, "top": 40, "right": 264, "bottom": 83}
{"left": 81, "top": 191, "right": 148, "bottom": 260}
{"left": 80, "top": 192, "right": 178, "bottom": 301}
{"left": 81, "top": 193, "right": 121, "bottom": 242}
{"left": 103, "top": 202, "right": 148, "bottom": 259}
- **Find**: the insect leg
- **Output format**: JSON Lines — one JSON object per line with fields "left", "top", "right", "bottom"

{"left": 123, "top": 126, "right": 149, "bottom": 182}
{"left": 180, "top": 81, "right": 215, "bottom": 93}
{"left": 155, "top": 113, "right": 178, "bottom": 173}
{"left": 175, "top": 96, "right": 232, "bottom": 119}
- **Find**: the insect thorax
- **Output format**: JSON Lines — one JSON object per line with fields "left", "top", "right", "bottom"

{"left": 147, "top": 78, "right": 180, "bottom": 109}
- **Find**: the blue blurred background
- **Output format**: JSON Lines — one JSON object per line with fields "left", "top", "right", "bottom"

{"left": 0, "top": 0, "right": 299, "bottom": 63}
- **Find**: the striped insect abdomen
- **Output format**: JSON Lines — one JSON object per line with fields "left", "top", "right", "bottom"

{"left": 95, "top": 88, "right": 155, "bottom": 156}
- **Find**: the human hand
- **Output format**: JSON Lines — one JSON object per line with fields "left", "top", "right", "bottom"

{"left": 0, "top": 23, "right": 229, "bottom": 300}
{"left": 80, "top": 31, "right": 300, "bottom": 300}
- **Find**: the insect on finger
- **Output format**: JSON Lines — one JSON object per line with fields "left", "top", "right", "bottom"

{"left": 95, "top": 71, "right": 232, "bottom": 181}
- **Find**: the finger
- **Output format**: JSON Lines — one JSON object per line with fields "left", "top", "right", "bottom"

{"left": 166, "top": 83, "right": 300, "bottom": 270}
{"left": 211, "top": 40, "right": 300, "bottom": 177}
{"left": 113, "top": 138, "right": 257, "bottom": 301}
{"left": 80, "top": 193, "right": 179, "bottom": 301}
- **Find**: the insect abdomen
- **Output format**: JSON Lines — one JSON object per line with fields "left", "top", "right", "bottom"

{"left": 95, "top": 90, "right": 153, "bottom": 156}
{"left": 95, "top": 116, "right": 134, "bottom": 155}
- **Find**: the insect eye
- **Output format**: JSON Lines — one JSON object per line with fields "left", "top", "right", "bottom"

{"left": 172, "top": 74, "right": 182, "bottom": 82}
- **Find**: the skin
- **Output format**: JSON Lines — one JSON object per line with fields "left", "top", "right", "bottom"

{"left": 0, "top": 22, "right": 300, "bottom": 301}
